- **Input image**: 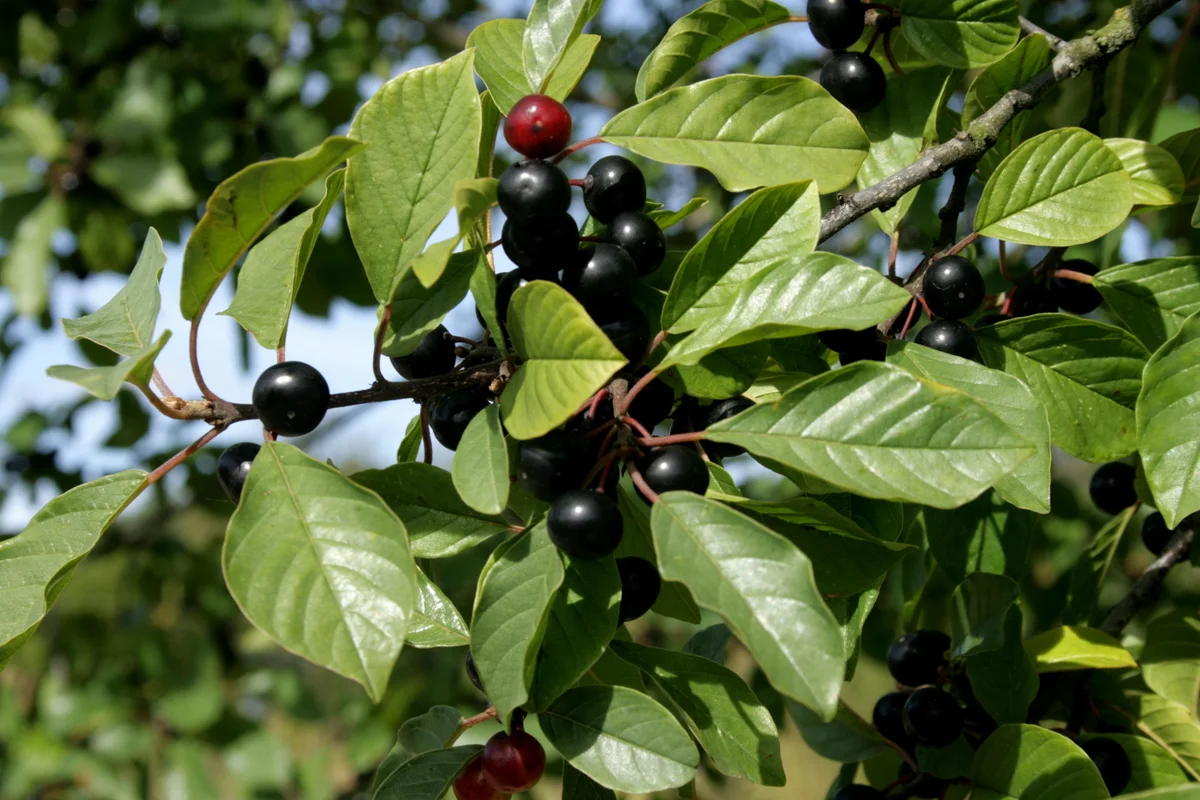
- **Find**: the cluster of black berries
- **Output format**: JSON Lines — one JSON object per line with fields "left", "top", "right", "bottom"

{"left": 1002, "top": 259, "right": 1104, "bottom": 318}
{"left": 453, "top": 718, "right": 547, "bottom": 800}
{"left": 811, "top": 0, "right": 887, "bottom": 114}
{"left": 1088, "top": 461, "right": 1186, "bottom": 559}
{"left": 913, "top": 255, "right": 987, "bottom": 360}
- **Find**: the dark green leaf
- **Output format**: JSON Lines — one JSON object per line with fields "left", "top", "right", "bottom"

{"left": 787, "top": 700, "right": 887, "bottom": 763}
{"left": 971, "top": 724, "right": 1109, "bottom": 800}
{"left": 924, "top": 492, "right": 1032, "bottom": 584}
{"left": 372, "top": 745, "right": 482, "bottom": 800}
{"left": 1093, "top": 257, "right": 1200, "bottom": 352}
{"left": 966, "top": 607, "right": 1038, "bottom": 725}
{"left": 1063, "top": 506, "right": 1136, "bottom": 625}
{"left": 949, "top": 572, "right": 1019, "bottom": 658}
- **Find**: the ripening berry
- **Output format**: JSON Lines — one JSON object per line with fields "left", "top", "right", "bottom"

{"left": 504, "top": 94, "right": 573, "bottom": 159}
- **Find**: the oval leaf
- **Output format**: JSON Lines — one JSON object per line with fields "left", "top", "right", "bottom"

{"left": 1141, "top": 611, "right": 1200, "bottom": 712}
{"left": 950, "top": 572, "right": 1019, "bottom": 659}
{"left": 47, "top": 330, "right": 171, "bottom": 401}
{"left": 372, "top": 745, "right": 482, "bottom": 800}
{"left": 62, "top": 228, "right": 165, "bottom": 356}
{"left": 1094, "top": 257, "right": 1200, "bottom": 352}
{"left": 1106, "top": 138, "right": 1185, "bottom": 206}
{"left": 407, "top": 568, "right": 470, "bottom": 649}
{"left": 522, "top": 0, "right": 601, "bottom": 92}
{"left": 1023, "top": 625, "right": 1138, "bottom": 673}
{"left": 971, "top": 724, "right": 1109, "bottom": 800}
{"left": 469, "top": 19, "right": 598, "bottom": 114}
{"left": 451, "top": 404, "right": 510, "bottom": 516}
{"left": 899, "top": 0, "right": 1020, "bottom": 69}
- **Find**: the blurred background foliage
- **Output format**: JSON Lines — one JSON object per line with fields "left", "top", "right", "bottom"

{"left": 2, "top": 0, "right": 1200, "bottom": 797}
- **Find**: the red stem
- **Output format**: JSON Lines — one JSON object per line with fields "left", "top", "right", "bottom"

{"left": 941, "top": 230, "right": 980, "bottom": 259}
{"left": 1053, "top": 268, "right": 1095, "bottom": 284}
{"left": 898, "top": 299, "right": 922, "bottom": 339}
{"left": 637, "top": 329, "right": 669, "bottom": 369}
{"left": 373, "top": 305, "right": 392, "bottom": 386}
{"left": 882, "top": 29, "right": 905, "bottom": 75}
{"left": 551, "top": 137, "right": 604, "bottom": 164}
{"left": 145, "top": 425, "right": 227, "bottom": 487}
{"left": 584, "top": 418, "right": 618, "bottom": 439}
{"left": 588, "top": 388, "right": 609, "bottom": 420}
{"left": 888, "top": 229, "right": 900, "bottom": 280}
{"left": 625, "top": 416, "right": 653, "bottom": 439}
{"left": 635, "top": 430, "right": 706, "bottom": 447}
{"left": 626, "top": 458, "right": 660, "bottom": 504}
{"left": 619, "top": 368, "right": 662, "bottom": 417}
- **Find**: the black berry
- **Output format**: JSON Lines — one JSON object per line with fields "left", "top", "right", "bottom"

{"left": 975, "top": 313, "right": 1011, "bottom": 327}
{"left": 887, "top": 630, "right": 950, "bottom": 687}
{"left": 637, "top": 446, "right": 709, "bottom": 498}
{"left": 616, "top": 556, "right": 662, "bottom": 623}
{"left": 902, "top": 686, "right": 963, "bottom": 748}
{"left": 1081, "top": 738, "right": 1132, "bottom": 795}
{"left": 1012, "top": 282, "right": 1057, "bottom": 316}
{"left": 466, "top": 651, "right": 484, "bottom": 693}
{"left": 251, "top": 361, "right": 331, "bottom": 437}
{"left": 497, "top": 160, "right": 571, "bottom": 226}
{"left": 562, "top": 243, "right": 638, "bottom": 311}
{"left": 923, "top": 256, "right": 985, "bottom": 320}
{"left": 429, "top": 389, "right": 490, "bottom": 450}
{"left": 808, "top": 0, "right": 866, "bottom": 50}
{"left": 1089, "top": 462, "right": 1137, "bottom": 515}
{"left": 627, "top": 367, "right": 675, "bottom": 428}
{"left": 1051, "top": 259, "right": 1103, "bottom": 315}
{"left": 504, "top": 94, "right": 572, "bottom": 160}
{"left": 873, "top": 691, "right": 913, "bottom": 750}
{"left": 608, "top": 211, "right": 666, "bottom": 276}
{"left": 547, "top": 489, "right": 624, "bottom": 558}
{"left": 830, "top": 786, "right": 885, "bottom": 800}
{"left": 820, "top": 51, "right": 886, "bottom": 114}
{"left": 502, "top": 214, "right": 579, "bottom": 280}
{"left": 584, "top": 155, "right": 647, "bottom": 223}
{"left": 516, "top": 430, "right": 591, "bottom": 501}
{"left": 493, "top": 270, "right": 533, "bottom": 328}
{"left": 1142, "top": 511, "right": 1175, "bottom": 556}
{"left": 914, "top": 319, "right": 976, "bottom": 360}
{"left": 597, "top": 304, "right": 650, "bottom": 362}
{"left": 389, "top": 325, "right": 456, "bottom": 380}
{"left": 217, "top": 442, "right": 261, "bottom": 503}
{"left": 699, "top": 396, "right": 755, "bottom": 459}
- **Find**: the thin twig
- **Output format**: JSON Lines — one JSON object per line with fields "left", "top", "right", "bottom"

{"left": 882, "top": 29, "right": 905, "bottom": 75}
{"left": 135, "top": 383, "right": 192, "bottom": 421}
{"left": 374, "top": 305, "right": 392, "bottom": 386}
{"left": 189, "top": 316, "right": 226, "bottom": 404}
{"left": 551, "top": 137, "right": 604, "bottom": 164}
{"left": 625, "top": 417, "right": 654, "bottom": 439}
{"left": 626, "top": 458, "right": 660, "bottom": 504}
{"left": 934, "top": 162, "right": 977, "bottom": 250}
{"left": 1101, "top": 515, "right": 1197, "bottom": 636}
{"left": 450, "top": 707, "right": 499, "bottom": 745}
{"left": 151, "top": 368, "right": 172, "bottom": 397}
{"left": 144, "top": 425, "right": 227, "bottom": 487}
{"left": 618, "top": 368, "right": 662, "bottom": 417}
{"left": 638, "top": 330, "right": 669, "bottom": 369}
{"left": 888, "top": 229, "right": 901, "bottom": 280}
{"left": 1053, "top": 268, "right": 1095, "bottom": 284}
{"left": 1019, "top": 16, "right": 1068, "bottom": 50}
{"left": 635, "top": 430, "right": 706, "bottom": 447}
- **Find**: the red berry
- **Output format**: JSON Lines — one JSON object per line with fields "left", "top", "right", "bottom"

{"left": 453, "top": 758, "right": 505, "bottom": 800}
{"left": 504, "top": 94, "right": 572, "bottom": 159}
{"left": 481, "top": 730, "right": 547, "bottom": 792}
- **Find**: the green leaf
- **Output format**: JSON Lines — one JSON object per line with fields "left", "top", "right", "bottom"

{"left": 923, "top": 492, "right": 1032, "bottom": 584}
{"left": 856, "top": 68, "right": 952, "bottom": 233}
{"left": 1023, "top": 626, "right": 1137, "bottom": 673}
{"left": 647, "top": 197, "right": 708, "bottom": 230}
{"left": 62, "top": 228, "right": 165, "bottom": 356}
{"left": 1, "top": 104, "right": 65, "bottom": 160}
{"left": 563, "top": 763, "right": 616, "bottom": 800}
{"left": 469, "top": 524, "right": 564, "bottom": 722}
{"left": 2, "top": 194, "right": 65, "bottom": 316}
{"left": 540, "top": 685, "right": 699, "bottom": 793}
{"left": 372, "top": 745, "right": 482, "bottom": 800}
{"left": 1103, "top": 35, "right": 1169, "bottom": 142}
{"left": 345, "top": 51, "right": 481, "bottom": 304}
{"left": 787, "top": 700, "right": 887, "bottom": 763}
{"left": 898, "top": 0, "right": 1019, "bottom": 69}
{"left": 600, "top": 75, "right": 869, "bottom": 193}
{"left": 1093, "top": 257, "right": 1200, "bottom": 352}
{"left": 1099, "top": 690, "right": 1200, "bottom": 781}
{"left": 1063, "top": 506, "right": 1137, "bottom": 626}
{"left": 975, "top": 315, "right": 1149, "bottom": 463}
{"left": 352, "top": 463, "right": 510, "bottom": 558}
{"left": 0, "top": 470, "right": 146, "bottom": 669}
{"left": 523, "top": 0, "right": 601, "bottom": 92}
{"left": 971, "top": 724, "right": 1110, "bottom": 800}
{"left": 966, "top": 607, "right": 1039, "bottom": 725}
{"left": 610, "top": 640, "right": 784, "bottom": 785}
{"left": 650, "top": 492, "right": 844, "bottom": 719}
{"left": 1141, "top": 611, "right": 1200, "bottom": 713}
{"left": 962, "top": 34, "right": 1054, "bottom": 178}
{"left": 407, "top": 568, "right": 470, "bottom": 649}
{"left": 662, "top": 181, "right": 820, "bottom": 331}
{"left": 451, "top": 404, "right": 509, "bottom": 517}
{"left": 673, "top": 341, "right": 769, "bottom": 399}
{"left": 410, "top": 178, "right": 497, "bottom": 288}
{"left": 221, "top": 170, "right": 344, "bottom": 349}
{"left": 371, "top": 706, "right": 465, "bottom": 794}
{"left": 949, "top": 572, "right": 1019, "bottom": 658}
{"left": 180, "top": 136, "right": 360, "bottom": 320}
{"left": 223, "top": 442, "right": 417, "bottom": 700}
{"left": 501, "top": 281, "right": 627, "bottom": 440}
{"left": 888, "top": 341, "right": 1051, "bottom": 513}
{"left": 1161, "top": 127, "right": 1200, "bottom": 199}
{"left": 975, "top": 128, "right": 1133, "bottom": 246}
{"left": 660, "top": 252, "right": 911, "bottom": 368}
{"left": 90, "top": 153, "right": 196, "bottom": 217}
{"left": 614, "top": 485, "right": 701, "bottom": 623}
{"left": 1105, "top": 138, "right": 1184, "bottom": 206}
{"left": 917, "top": 736, "right": 977, "bottom": 779}
{"left": 1083, "top": 734, "right": 1191, "bottom": 792}
{"left": 707, "top": 361, "right": 1036, "bottom": 508}
{"left": 1137, "top": 311, "right": 1200, "bottom": 528}
{"left": 530, "top": 554, "right": 620, "bottom": 710}
{"left": 47, "top": 331, "right": 171, "bottom": 401}
{"left": 397, "top": 417, "right": 423, "bottom": 462}
{"left": 633, "top": 0, "right": 790, "bottom": 100}
{"left": 382, "top": 250, "right": 478, "bottom": 358}
{"left": 468, "top": 19, "right": 598, "bottom": 114}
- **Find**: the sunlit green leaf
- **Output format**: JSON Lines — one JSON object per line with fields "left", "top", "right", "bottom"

{"left": 963, "top": 34, "right": 1054, "bottom": 178}
{"left": 972, "top": 724, "right": 1109, "bottom": 800}
{"left": 451, "top": 404, "right": 509, "bottom": 516}
{"left": 407, "top": 568, "right": 470, "bottom": 649}
{"left": 1093, "top": 257, "right": 1200, "bottom": 352}
{"left": 62, "top": 228, "right": 165, "bottom": 356}
{"left": 1105, "top": 138, "right": 1185, "bottom": 206}
{"left": 1023, "top": 626, "right": 1137, "bottom": 673}
{"left": 47, "top": 331, "right": 171, "bottom": 401}
{"left": 898, "top": 0, "right": 1020, "bottom": 69}
{"left": 469, "top": 19, "right": 598, "bottom": 114}
{"left": 1141, "top": 611, "right": 1200, "bottom": 713}
{"left": 523, "top": 0, "right": 601, "bottom": 92}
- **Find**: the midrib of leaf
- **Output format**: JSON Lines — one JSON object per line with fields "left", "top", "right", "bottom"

{"left": 1103, "top": 700, "right": 1200, "bottom": 781}
{"left": 988, "top": 160, "right": 1120, "bottom": 228}
{"left": 1095, "top": 506, "right": 1135, "bottom": 595}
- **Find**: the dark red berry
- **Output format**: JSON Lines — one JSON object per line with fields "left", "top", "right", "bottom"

{"left": 923, "top": 256, "right": 985, "bottom": 320}
{"left": 584, "top": 155, "right": 647, "bottom": 223}
{"left": 453, "top": 757, "right": 504, "bottom": 800}
{"left": 627, "top": 367, "right": 675, "bottom": 428}
{"left": 872, "top": 690, "right": 913, "bottom": 750}
{"left": 638, "top": 446, "right": 709, "bottom": 499}
{"left": 501, "top": 214, "right": 579, "bottom": 280}
{"left": 820, "top": 51, "right": 886, "bottom": 113}
{"left": 389, "top": 325, "right": 456, "bottom": 380}
{"left": 1081, "top": 737, "right": 1132, "bottom": 796}
{"left": 547, "top": 489, "right": 624, "bottom": 558}
{"left": 1051, "top": 259, "right": 1103, "bottom": 314}
{"left": 607, "top": 211, "right": 666, "bottom": 276}
{"left": 429, "top": 389, "right": 490, "bottom": 450}
{"left": 252, "top": 361, "right": 330, "bottom": 437}
{"left": 902, "top": 686, "right": 963, "bottom": 748}
{"left": 616, "top": 556, "right": 662, "bottom": 623}
{"left": 516, "top": 430, "right": 591, "bottom": 501}
{"left": 597, "top": 304, "right": 650, "bottom": 362}
{"left": 808, "top": 0, "right": 866, "bottom": 50}
{"left": 914, "top": 319, "right": 976, "bottom": 360}
{"left": 217, "top": 442, "right": 261, "bottom": 503}
{"left": 466, "top": 652, "right": 485, "bottom": 693}
{"left": 562, "top": 243, "right": 638, "bottom": 311}
{"left": 831, "top": 786, "right": 886, "bottom": 800}
{"left": 504, "top": 94, "right": 572, "bottom": 160}
{"left": 482, "top": 730, "right": 546, "bottom": 793}
{"left": 887, "top": 630, "right": 950, "bottom": 687}
{"left": 497, "top": 160, "right": 570, "bottom": 226}
{"left": 1142, "top": 511, "right": 1177, "bottom": 556}
{"left": 1089, "top": 462, "right": 1137, "bottom": 515}
{"left": 1012, "top": 282, "right": 1057, "bottom": 316}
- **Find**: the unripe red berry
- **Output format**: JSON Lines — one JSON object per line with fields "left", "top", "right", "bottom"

{"left": 481, "top": 730, "right": 546, "bottom": 792}
{"left": 453, "top": 757, "right": 504, "bottom": 800}
{"left": 504, "top": 95, "right": 572, "bottom": 159}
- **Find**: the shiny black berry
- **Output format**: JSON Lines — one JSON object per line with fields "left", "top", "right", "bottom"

{"left": 1081, "top": 738, "right": 1132, "bottom": 796}
{"left": 638, "top": 446, "right": 709, "bottom": 498}
{"left": 820, "top": 51, "right": 886, "bottom": 114}
{"left": 872, "top": 691, "right": 913, "bottom": 749}
{"left": 902, "top": 687, "right": 963, "bottom": 748}
{"left": 562, "top": 243, "right": 638, "bottom": 311}
{"left": 493, "top": 270, "right": 533, "bottom": 327}
{"left": 1142, "top": 511, "right": 1174, "bottom": 556}
{"left": 252, "top": 361, "right": 331, "bottom": 437}
{"left": 975, "top": 313, "right": 1011, "bottom": 327}
{"left": 466, "top": 651, "right": 485, "bottom": 693}
{"left": 502, "top": 214, "right": 579, "bottom": 280}
{"left": 217, "top": 442, "right": 261, "bottom": 503}
{"left": 584, "top": 156, "right": 647, "bottom": 223}
{"left": 516, "top": 430, "right": 591, "bottom": 501}
{"left": 597, "top": 304, "right": 650, "bottom": 362}
{"left": 1089, "top": 462, "right": 1137, "bottom": 515}
{"left": 429, "top": 389, "right": 490, "bottom": 450}
{"left": 547, "top": 489, "right": 624, "bottom": 558}
{"left": 389, "top": 325, "right": 456, "bottom": 380}
{"left": 830, "top": 786, "right": 885, "bottom": 800}
{"left": 608, "top": 211, "right": 666, "bottom": 276}
{"left": 627, "top": 367, "right": 675, "bottom": 428}
{"left": 616, "top": 556, "right": 662, "bottom": 623}
{"left": 1012, "top": 282, "right": 1057, "bottom": 316}
{"left": 1051, "top": 259, "right": 1103, "bottom": 314}
{"left": 887, "top": 630, "right": 950, "bottom": 687}
{"left": 923, "top": 256, "right": 985, "bottom": 320}
{"left": 914, "top": 319, "right": 976, "bottom": 360}
{"left": 808, "top": 0, "right": 866, "bottom": 50}
{"left": 497, "top": 160, "right": 571, "bottom": 225}
{"left": 700, "top": 396, "right": 755, "bottom": 459}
